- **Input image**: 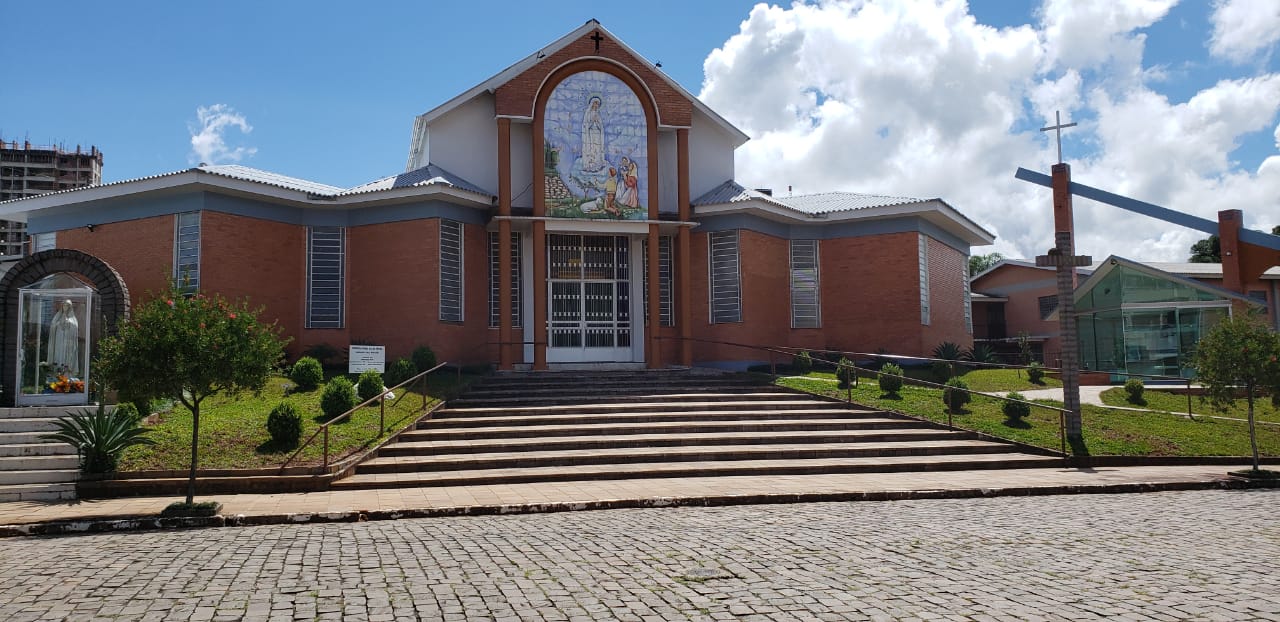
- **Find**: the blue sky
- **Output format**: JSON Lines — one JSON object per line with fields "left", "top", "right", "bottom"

{"left": 3, "top": 1, "right": 1278, "bottom": 261}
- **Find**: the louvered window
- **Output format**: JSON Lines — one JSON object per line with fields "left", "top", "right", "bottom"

{"left": 488, "top": 231, "right": 522, "bottom": 328}
{"left": 790, "top": 239, "right": 820, "bottom": 328}
{"left": 962, "top": 258, "right": 973, "bottom": 334}
{"left": 1039, "top": 295, "right": 1059, "bottom": 320}
{"left": 709, "top": 230, "right": 741, "bottom": 324}
{"left": 919, "top": 234, "right": 930, "bottom": 326}
{"left": 306, "top": 226, "right": 345, "bottom": 328}
{"left": 440, "top": 219, "right": 464, "bottom": 323}
{"left": 643, "top": 236, "right": 674, "bottom": 327}
{"left": 174, "top": 211, "right": 200, "bottom": 293}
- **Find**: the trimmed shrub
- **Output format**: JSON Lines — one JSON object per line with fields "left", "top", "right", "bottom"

{"left": 412, "top": 346, "right": 437, "bottom": 373}
{"left": 113, "top": 402, "right": 140, "bottom": 423}
{"left": 357, "top": 369, "right": 385, "bottom": 403}
{"left": 385, "top": 358, "right": 417, "bottom": 388}
{"left": 320, "top": 376, "right": 358, "bottom": 420}
{"left": 1027, "top": 362, "right": 1046, "bottom": 384}
{"left": 836, "top": 357, "right": 855, "bottom": 389}
{"left": 879, "top": 363, "right": 905, "bottom": 396}
{"left": 1124, "top": 378, "right": 1145, "bottom": 404}
{"left": 942, "top": 377, "right": 972, "bottom": 413}
{"left": 792, "top": 350, "right": 813, "bottom": 375}
{"left": 1002, "top": 392, "right": 1031, "bottom": 421}
{"left": 290, "top": 356, "right": 324, "bottom": 391}
{"left": 266, "top": 401, "right": 303, "bottom": 447}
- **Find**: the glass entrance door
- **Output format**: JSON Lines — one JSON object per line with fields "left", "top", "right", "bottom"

{"left": 547, "top": 234, "right": 637, "bottom": 362}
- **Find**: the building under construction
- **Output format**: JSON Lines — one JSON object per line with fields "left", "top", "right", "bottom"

{"left": 0, "top": 141, "right": 102, "bottom": 257}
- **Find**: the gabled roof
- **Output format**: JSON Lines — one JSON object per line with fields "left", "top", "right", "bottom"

{"left": 341, "top": 164, "right": 492, "bottom": 197}
{"left": 413, "top": 20, "right": 749, "bottom": 144}
{"left": 1066, "top": 255, "right": 1264, "bottom": 313}
{"left": 692, "top": 181, "right": 996, "bottom": 246}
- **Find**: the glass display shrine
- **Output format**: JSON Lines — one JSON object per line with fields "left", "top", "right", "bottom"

{"left": 16, "top": 273, "right": 97, "bottom": 406}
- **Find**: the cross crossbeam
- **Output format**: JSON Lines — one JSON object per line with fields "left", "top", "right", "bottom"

{"left": 1040, "top": 110, "right": 1077, "bottom": 164}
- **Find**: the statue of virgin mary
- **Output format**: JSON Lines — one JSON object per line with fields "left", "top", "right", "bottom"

{"left": 47, "top": 299, "right": 80, "bottom": 377}
{"left": 580, "top": 95, "right": 606, "bottom": 173}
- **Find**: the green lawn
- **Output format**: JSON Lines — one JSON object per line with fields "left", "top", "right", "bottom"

{"left": 1099, "top": 387, "right": 1280, "bottom": 424}
{"left": 778, "top": 375, "right": 1280, "bottom": 457}
{"left": 796, "top": 366, "right": 1059, "bottom": 393}
{"left": 118, "top": 372, "right": 475, "bottom": 471}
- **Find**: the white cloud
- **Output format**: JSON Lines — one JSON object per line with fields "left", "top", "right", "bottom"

{"left": 698, "top": 0, "right": 1280, "bottom": 262}
{"left": 189, "top": 104, "right": 257, "bottom": 165}
{"left": 1208, "top": 0, "right": 1280, "bottom": 63}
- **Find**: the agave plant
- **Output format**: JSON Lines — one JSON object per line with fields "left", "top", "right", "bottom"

{"left": 966, "top": 344, "right": 998, "bottom": 364}
{"left": 42, "top": 404, "right": 155, "bottom": 473}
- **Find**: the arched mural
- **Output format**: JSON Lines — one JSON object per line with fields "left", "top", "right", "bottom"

{"left": 543, "top": 71, "right": 648, "bottom": 220}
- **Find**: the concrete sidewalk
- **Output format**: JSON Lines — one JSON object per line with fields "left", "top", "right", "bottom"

{"left": 0, "top": 464, "right": 1264, "bottom": 536}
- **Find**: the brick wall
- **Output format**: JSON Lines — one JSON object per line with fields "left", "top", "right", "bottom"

{"left": 494, "top": 31, "right": 693, "bottom": 126}
{"left": 819, "top": 232, "right": 928, "bottom": 357}
{"left": 921, "top": 236, "right": 974, "bottom": 351}
{"left": 57, "top": 215, "right": 174, "bottom": 309}
{"left": 971, "top": 264, "right": 1063, "bottom": 359}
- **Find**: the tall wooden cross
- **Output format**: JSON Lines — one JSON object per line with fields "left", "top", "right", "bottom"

{"left": 1040, "top": 110, "right": 1077, "bottom": 164}
{"left": 590, "top": 31, "right": 604, "bottom": 53}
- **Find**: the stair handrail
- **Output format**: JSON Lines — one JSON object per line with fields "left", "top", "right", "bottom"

{"left": 280, "top": 361, "right": 451, "bottom": 472}
{"left": 655, "top": 335, "right": 1073, "bottom": 457}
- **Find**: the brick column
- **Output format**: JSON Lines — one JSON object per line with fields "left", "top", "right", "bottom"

{"left": 676, "top": 128, "right": 693, "bottom": 366}
{"left": 497, "top": 118, "right": 513, "bottom": 370}
{"left": 1050, "top": 163, "right": 1082, "bottom": 443}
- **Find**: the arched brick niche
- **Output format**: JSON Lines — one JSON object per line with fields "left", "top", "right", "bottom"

{"left": 0, "top": 249, "right": 130, "bottom": 406}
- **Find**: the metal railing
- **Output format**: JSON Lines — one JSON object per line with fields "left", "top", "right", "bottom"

{"left": 280, "top": 362, "right": 450, "bottom": 472}
{"left": 655, "top": 335, "right": 1076, "bottom": 457}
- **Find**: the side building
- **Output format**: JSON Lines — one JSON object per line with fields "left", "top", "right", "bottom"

{"left": 0, "top": 141, "right": 103, "bottom": 257}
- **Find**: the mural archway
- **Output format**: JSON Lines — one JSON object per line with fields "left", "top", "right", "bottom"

{"left": 0, "top": 249, "right": 130, "bottom": 406}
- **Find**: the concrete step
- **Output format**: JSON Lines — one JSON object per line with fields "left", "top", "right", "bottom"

{"left": 400, "top": 417, "right": 936, "bottom": 442}
{"left": 0, "top": 482, "right": 77, "bottom": 502}
{"left": 0, "top": 454, "right": 79, "bottom": 471}
{"left": 465, "top": 378, "right": 765, "bottom": 392}
{"left": 439, "top": 399, "right": 853, "bottom": 418}
{"left": 427, "top": 407, "right": 889, "bottom": 427}
{"left": 448, "top": 391, "right": 813, "bottom": 407}
{"left": 0, "top": 406, "right": 84, "bottom": 420}
{"left": 0, "top": 431, "right": 62, "bottom": 445}
{"left": 334, "top": 453, "right": 1063, "bottom": 489}
{"left": 457, "top": 386, "right": 780, "bottom": 400}
{"left": 358, "top": 440, "right": 1015, "bottom": 474}
{"left": 0, "top": 468, "right": 79, "bottom": 485}
{"left": 0, "top": 418, "right": 63, "bottom": 434}
{"left": 0, "top": 442, "right": 77, "bottom": 457}
{"left": 381, "top": 428, "right": 972, "bottom": 456}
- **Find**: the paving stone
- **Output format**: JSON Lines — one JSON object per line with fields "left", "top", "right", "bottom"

{"left": 0, "top": 489, "right": 1277, "bottom": 620}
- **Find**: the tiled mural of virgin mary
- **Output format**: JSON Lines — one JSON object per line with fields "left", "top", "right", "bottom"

{"left": 543, "top": 71, "right": 647, "bottom": 220}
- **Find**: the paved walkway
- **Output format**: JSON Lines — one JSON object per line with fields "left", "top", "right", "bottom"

{"left": 2, "top": 488, "right": 1277, "bottom": 621}
{"left": 0, "top": 465, "right": 1252, "bottom": 529}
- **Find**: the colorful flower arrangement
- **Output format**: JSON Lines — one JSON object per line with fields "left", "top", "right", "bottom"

{"left": 48, "top": 375, "right": 85, "bottom": 393}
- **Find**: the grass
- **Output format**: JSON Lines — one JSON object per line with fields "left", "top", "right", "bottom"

{"left": 118, "top": 372, "right": 476, "bottom": 471}
{"left": 778, "top": 375, "right": 1280, "bottom": 457}
{"left": 1099, "top": 387, "right": 1280, "bottom": 424}
{"left": 793, "top": 366, "right": 1059, "bottom": 393}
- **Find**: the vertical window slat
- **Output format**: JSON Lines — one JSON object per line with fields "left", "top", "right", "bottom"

{"left": 307, "top": 226, "right": 345, "bottom": 328}
{"left": 440, "top": 220, "right": 464, "bottom": 323}
{"left": 709, "top": 230, "right": 741, "bottom": 324}
{"left": 919, "top": 234, "right": 930, "bottom": 326}
{"left": 789, "top": 239, "right": 820, "bottom": 328}
{"left": 489, "top": 231, "right": 522, "bottom": 328}
{"left": 174, "top": 211, "right": 200, "bottom": 293}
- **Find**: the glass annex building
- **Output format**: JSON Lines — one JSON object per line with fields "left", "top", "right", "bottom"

{"left": 1074, "top": 257, "right": 1255, "bottom": 378}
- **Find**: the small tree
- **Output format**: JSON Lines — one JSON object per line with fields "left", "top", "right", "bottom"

{"left": 879, "top": 363, "right": 905, "bottom": 396}
{"left": 321, "top": 376, "right": 358, "bottom": 420}
{"left": 942, "top": 377, "right": 972, "bottom": 413}
{"left": 1124, "top": 378, "right": 1145, "bottom": 404}
{"left": 412, "top": 346, "right": 437, "bottom": 373}
{"left": 290, "top": 356, "right": 324, "bottom": 391}
{"left": 357, "top": 369, "right": 385, "bottom": 403}
{"left": 1192, "top": 316, "right": 1280, "bottom": 472}
{"left": 792, "top": 350, "right": 813, "bottom": 375}
{"left": 96, "top": 290, "right": 288, "bottom": 505}
{"left": 836, "top": 357, "right": 855, "bottom": 389}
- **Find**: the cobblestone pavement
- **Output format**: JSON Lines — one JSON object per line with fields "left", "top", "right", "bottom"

{"left": 2, "top": 489, "right": 1277, "bottom": 621}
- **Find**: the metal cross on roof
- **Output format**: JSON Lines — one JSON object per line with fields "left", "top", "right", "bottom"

{"left": 1040, "top": 110, "right": 1077, "bottom": 164}
{"left": 590, "top": 30, "right": 604, "bottom": 52}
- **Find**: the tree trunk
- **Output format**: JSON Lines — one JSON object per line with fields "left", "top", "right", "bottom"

{"left": 1247, "top": 389, "right": 1260, "bottom": 472}
{"left": 186, "top": 402, "right": 199, "bottom": 505}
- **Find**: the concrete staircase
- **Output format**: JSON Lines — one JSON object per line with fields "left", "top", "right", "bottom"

{"left": 332, "top": 370, "right": 1061, "bottom": 491}
{"left": 0, "top": 406, "right": 81, "bottom": 502}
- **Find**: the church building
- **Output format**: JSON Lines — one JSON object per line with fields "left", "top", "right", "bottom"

{"left": 0, "top": 21, "right": 992, "bottom": 392}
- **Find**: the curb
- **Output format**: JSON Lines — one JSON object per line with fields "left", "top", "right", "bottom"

{"left": 3, "top": 476, "right": 1277, "bottom": 538}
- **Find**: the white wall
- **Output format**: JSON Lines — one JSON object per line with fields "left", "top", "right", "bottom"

{"left": 423, "top": 94, "right": 499, "bottom": 194}
{"left": 511, "top": 122, "right": 534, "bottom": 209}
{"left": 657, "top": 131, "right": 678, "bottom": 214}
{"left": 688, "top": 108, "right": 738, "bottom": 200}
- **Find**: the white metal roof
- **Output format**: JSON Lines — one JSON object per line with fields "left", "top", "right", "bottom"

{"left": 341, "top": 164, "right": 492, "bottom": 198}
{"left": 198, "top": 165, "right": 345, "bottom": 196}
